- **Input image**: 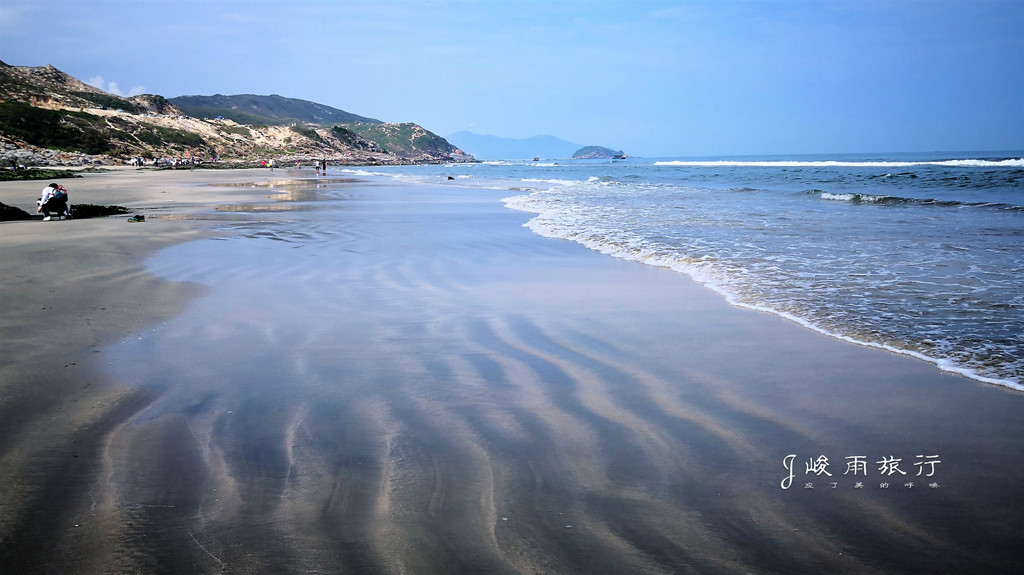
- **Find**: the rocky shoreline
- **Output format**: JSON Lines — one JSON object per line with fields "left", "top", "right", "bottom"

{"left": 1, "top": 135, "right": 473, "bottom": 169}
{"left": 1, "top": 136, "right": 110, "bottom": 168}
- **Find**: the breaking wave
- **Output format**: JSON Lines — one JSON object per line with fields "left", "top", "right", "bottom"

{"left": 655, "top": 158, "right": 1024, "bottom": 168}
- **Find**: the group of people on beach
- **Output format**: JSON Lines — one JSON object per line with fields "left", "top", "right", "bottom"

{"left": 37, "top": 182, "right": 70, "bottom": 221}
{"left": 30, "top": 157, "right": 330, "bottom": 222}
{"left": 129, "top": 156, "right": 206, "bottom": 168}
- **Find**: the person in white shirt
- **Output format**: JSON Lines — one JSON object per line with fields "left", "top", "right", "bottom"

{"left": 37, "top": 183, "right": 69, "bottom": 221}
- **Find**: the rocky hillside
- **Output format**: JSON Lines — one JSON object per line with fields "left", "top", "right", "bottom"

{"left": 0, "top": 61, "right": 474, "bottom": 167}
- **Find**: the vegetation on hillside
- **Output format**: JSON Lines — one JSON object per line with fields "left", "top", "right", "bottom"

{"left": 0, "top": 101, "right": 113, "bottom": 154}
{"left": 173, "top": 106, "right": 279, "bottom": 127}
{"left": 0, "top": 101, "right": 213, "bottom": 156}
{"left": 343, "top": 122, "right": 458, "bottom": 157}
{"left": 169, "top": 94, "right": 381, "bottom": 126}
{"left": 71, "top": 92, "right": 139, "bottom": 113}
{"left": 290, "top": 125, "right": 324, "bottom": 144}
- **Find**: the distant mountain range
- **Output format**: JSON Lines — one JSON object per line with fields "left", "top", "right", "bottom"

{"left": 445, "top": 132, "right": 582, "bottom": 160}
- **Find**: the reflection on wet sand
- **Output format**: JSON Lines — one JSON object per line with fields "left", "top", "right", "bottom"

{"left": 211, "top": 177, "right": 363, "bottom": 189}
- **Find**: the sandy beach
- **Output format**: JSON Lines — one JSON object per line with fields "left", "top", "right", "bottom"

{"left": 2, "top": 168, "right": 1023, "bottom": 574}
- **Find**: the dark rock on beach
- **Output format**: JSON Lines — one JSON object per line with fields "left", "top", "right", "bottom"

{"left": 0, "top": 201, "right": 32, "bottom": 220}
{"left": 0, "top": 201, "right": 130, "bottom": 221}
{"left": 70, "top": 203, "right": 131, "bottom": 218}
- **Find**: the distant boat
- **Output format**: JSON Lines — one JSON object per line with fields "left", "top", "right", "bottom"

{"left": 613, "top": 154, "right": 626, "bottom": 160}
{"left": 533, "top": 157, "right": 540, "bottom": 161}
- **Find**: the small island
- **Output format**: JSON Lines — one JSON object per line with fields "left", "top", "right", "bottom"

{"left": 571, "top": 145, "right": 627, "bottom": 159}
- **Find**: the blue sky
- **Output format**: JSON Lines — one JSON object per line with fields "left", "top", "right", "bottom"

{"left": 2, "top": 0, "right": 1021, "bottom": 157}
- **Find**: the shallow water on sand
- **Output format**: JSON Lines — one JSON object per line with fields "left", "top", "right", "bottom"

{"left": 364, "top": 154, "right": 1024, "bottom": 387}
{"left": 90, "top": 178, "right": 1024, "bottom": 573}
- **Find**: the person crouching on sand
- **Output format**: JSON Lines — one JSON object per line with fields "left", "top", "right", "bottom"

{"left": 37, "top": 183, "right": 70, "bottom": 221}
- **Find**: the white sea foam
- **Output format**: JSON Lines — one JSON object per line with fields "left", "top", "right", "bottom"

{"left": 482, "top": 160, "right": 559, "bottom": 166}
{"left": 338, "top": 168, "right": 382, "bottom": 177}
{"left": 501, "top": 187, "right": 1024, "bottom": 392}
{"left": 520, "top": 178, "right": 582, "bottom": 187}
{"left": 932, "top": 158, "right": 1024, "bottom": 167}
{"left": 820, "top": 193, "right": 857, "bottom": 201}
{"left": 820, "top": 192, "right": 886, "bottom": 202}
{"left": 654, "top": 158, "right": 1024, "bottom": 168}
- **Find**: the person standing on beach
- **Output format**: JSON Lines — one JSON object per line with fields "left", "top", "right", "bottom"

{"left": 36, "top": 183, "right": 69, "bottom": 221}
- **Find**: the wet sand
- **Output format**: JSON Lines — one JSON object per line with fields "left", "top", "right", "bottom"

{"left": 2, "top": 169, "right": 1023, "bottom": 573}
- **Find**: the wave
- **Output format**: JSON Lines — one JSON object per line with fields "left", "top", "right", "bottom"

{"left": 339, "top": 168, "right": 389, "bottom": 177}
{"left": 815, "top": 190, "right": 1024, "bottom": 211}
{"left": 481, "top": 160, "right": 561, "bottom": 167}
{"left": 520, "top": 177, "right": 583, "bottom": 187}
{"left": 501, "top": 191, "right": 1024, "bottom": 391}
{"left": 655, "top": 158, "right": 1024, "bottom": 168}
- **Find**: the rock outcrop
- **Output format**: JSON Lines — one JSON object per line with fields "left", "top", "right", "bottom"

{"left": 571, "top": 146, "right": 626, "bottom": 159}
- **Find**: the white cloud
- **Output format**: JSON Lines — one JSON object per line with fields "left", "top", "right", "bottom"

{"left": 86, "top": 75, "right": 147, "bottom": 97}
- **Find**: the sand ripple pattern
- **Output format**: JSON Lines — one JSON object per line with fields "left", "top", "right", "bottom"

{"left": 5, "top": 182, "right": 1019, "bottom": 574}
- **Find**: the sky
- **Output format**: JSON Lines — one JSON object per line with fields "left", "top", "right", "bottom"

{"left": 1, "top": 0, "right": 1022, "bottom": 157}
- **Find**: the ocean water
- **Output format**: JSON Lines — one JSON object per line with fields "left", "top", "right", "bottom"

{"left": 352, "top": 151, "right": 1024, "bottom": 389}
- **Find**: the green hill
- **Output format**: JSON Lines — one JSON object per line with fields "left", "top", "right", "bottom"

{"left": 169, "top": 94, "right": 381, "bottom": 126}
{"left": 344, "top": 122, "right": 461, "bottom": 158}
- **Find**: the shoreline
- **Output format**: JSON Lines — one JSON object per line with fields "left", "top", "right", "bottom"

{"left": 509, "top": 208, "right": 1024, "bottom": 392}
{"left": 496, "top": 165, "right": 1024, "bottom": 393}
{"left": 3, "top": 169, "right": 1024, "bottom": 573}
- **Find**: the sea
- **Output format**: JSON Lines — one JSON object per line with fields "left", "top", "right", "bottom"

{"left": 344, "top": 151, "right": 1024, "bottom": 390}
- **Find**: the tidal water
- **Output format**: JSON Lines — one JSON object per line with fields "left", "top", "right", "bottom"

{"left": 361, "top": 152, "right": 1024, "bottom": 389}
